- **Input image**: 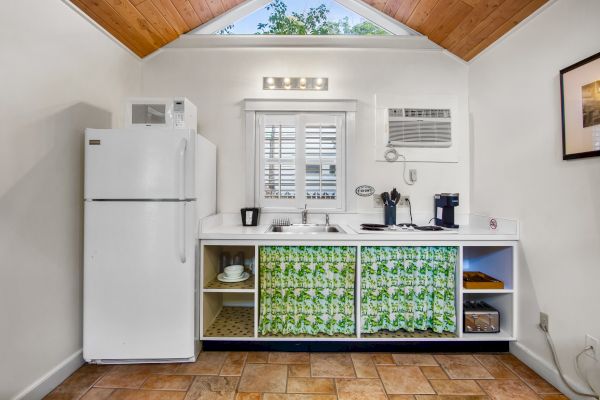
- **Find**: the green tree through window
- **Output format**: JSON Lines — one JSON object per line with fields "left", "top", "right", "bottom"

{"left": 218, "top": 0, "right": 389, "bottom": 35}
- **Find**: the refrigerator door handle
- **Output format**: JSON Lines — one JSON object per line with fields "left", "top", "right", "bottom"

{"left": 178, "top": 138, "right": 188, "bottom": 201}
{"left": 179, "top": 202, "right": 186, "bottom": 263}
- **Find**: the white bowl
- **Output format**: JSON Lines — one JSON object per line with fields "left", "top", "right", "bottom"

{"left": 224, "top": 265, "right": 244, "bottom": 276}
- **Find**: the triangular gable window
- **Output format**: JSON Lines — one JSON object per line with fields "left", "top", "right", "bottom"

{"left": 194, "top": 0, "right": 415, "bottom": 36}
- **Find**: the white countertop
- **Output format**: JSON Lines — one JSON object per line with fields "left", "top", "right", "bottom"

{"left": 198, "top": 213, "right": 519, "bottom": 241}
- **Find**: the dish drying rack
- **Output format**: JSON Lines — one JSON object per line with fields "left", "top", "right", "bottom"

{"left": 272, "top": 218, "right": 291, "bottom": 226}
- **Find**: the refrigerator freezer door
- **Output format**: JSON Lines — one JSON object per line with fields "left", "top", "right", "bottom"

{"left": 83, "top": 201, "right": 196, "bottom": 362}
{"left": 85, "top": 128, "right": 196, "bottom": 200}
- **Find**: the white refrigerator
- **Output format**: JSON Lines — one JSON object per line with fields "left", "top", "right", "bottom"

{"left": 83, "top": 128, "right": 216, "bottom": 363}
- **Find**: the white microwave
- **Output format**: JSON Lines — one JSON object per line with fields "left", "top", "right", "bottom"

{"left": 125, "top": 97, "right": 197, "bottom": 130}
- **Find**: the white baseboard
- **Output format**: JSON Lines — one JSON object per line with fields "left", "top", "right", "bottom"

{"left": 511, "top": 342, "right": 595, "bottom": 400}
{"left": 12, "top": 349, "right": 84, "bottom": 400}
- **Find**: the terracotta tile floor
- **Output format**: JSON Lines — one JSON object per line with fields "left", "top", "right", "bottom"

{"left": 44, "top": 352, "right": 567, "bottom": 400}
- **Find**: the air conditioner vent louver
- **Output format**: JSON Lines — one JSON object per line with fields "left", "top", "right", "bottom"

{"left": 387, "top": 108, "right": 452, "bottom": 148}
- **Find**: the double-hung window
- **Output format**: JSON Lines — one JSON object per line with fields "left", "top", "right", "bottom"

{"left": 257, "top": 112, "right": 345, "bottom": 210}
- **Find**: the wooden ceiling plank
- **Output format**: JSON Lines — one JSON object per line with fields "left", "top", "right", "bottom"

{"left": 394, "top": 0, "right": 421, "bottom": 23}
{"left": 103, "top": 0, "right": 167, "bottom": 47}
{"left": 205, "top": 0, "right": 226, "bottom": 18}
{"left": 463, "top": 0, "right": 548, "bottom": 60}
{"left": 170, "top": 0, "right": 203, "bottom": 28}
{"left": 450, "top": 0, "right": 534, "bottom": 58}
{"left": 136, "top": 0, "right": 179, "bottom": 42}
{"left": 188, "top": 0, "right": 214, "bottom": 23}
{"left": 419, "top": 0, "right": 473, "bottom": 44}
{"left": 72, "top": 0, "right": 155, "bottom": 56}
{"left": 220, "top": 0, "right": 239, "bottom": 12}
{"left": 440, "top": 0, "right": 502, "bottom": 50}
{"left": 370, "top": 0, "right": 389, "bottom": 11}
{"left": 383, "top": 0, "right": 403, "bottom": 18}
{"left": 150, "top": 0, "right": 191, "bottom": 34}
{"left": 405, "top": 0, "right": 439, "bottom": 30}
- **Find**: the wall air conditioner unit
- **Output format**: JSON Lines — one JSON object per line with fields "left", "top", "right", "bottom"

{"left": 386, "top": 108, "right": 452, "bottom": 148}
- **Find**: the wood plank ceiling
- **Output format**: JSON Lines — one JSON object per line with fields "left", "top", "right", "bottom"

{"left": 70, "top": 0, "right": 548, "bottom": 60}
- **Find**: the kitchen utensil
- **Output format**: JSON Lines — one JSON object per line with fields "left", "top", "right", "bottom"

{"left": 381, "top": 192, "right": 390, "bottom": 206}
{"left": 361, "top": 223, "right": 388, "bottom": 228}
{"left": 414, "top": 225, "right": 444, "bottom": 231}
{"left": 390, "top": 188, "right": 399, "bottom": 205}
{"left": 217, "top": 272, "right": 250, "bottom": 283}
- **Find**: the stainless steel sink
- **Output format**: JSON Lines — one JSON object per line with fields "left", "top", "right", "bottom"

{"left": 266, "top": 224, "right": 345, "bottom": 234}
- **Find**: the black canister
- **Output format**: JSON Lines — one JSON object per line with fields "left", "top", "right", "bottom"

{"left": 384, "top": 204, "right": 396, "bottom": 226}
{"left": 241, "top": 207, "right": 260, "bottom": 226}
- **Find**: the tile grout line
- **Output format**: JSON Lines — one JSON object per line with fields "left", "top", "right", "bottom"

{"left": 495, "top": 353, "right": 544, "bottom": 394}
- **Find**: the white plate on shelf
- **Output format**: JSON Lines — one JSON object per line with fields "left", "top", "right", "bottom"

{"left": 217, "top": 272, "right": 250, "bottom": 283}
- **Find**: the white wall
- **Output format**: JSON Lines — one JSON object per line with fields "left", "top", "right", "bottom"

{"left": 141, "top": 48, "right": 470, "bottom": 218}
{"left": 0, "top": 2, "right": 141, "bottom": 399}
{"left": 469, "top": 0, "right": 600, "bottom": 396}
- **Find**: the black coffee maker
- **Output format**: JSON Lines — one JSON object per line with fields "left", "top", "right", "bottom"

{"left": 434, "top": 193, "right": 459, "bottom": 229}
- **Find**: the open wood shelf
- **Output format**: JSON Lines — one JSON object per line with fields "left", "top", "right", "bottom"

{"left": 463, "top": 289, "right": 514, "bottom": 294}
{"left": 204, "top": 306, "right": 255, "bottom": 338}
{"left": 204, "top": 274, "right": 255, "bottom": 292}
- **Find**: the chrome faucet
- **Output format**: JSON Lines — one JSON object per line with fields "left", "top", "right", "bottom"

{"left": 325, "top": 213, "right": 330, "bottom": 226}
{"left": 301, "top": 204, "right": 308, "bottom": 224}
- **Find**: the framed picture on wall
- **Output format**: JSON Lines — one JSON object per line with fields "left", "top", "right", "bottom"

{"left": 560, "top": 51, "right": 600, "bottom": 160}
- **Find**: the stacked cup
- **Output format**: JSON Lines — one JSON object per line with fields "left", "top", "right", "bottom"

{"left": 223, "top": 265, "right": 244, "bottom": 280}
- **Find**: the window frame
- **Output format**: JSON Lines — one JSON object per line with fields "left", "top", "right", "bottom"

{"left": 244, "top": 99, "right": 356, "bottom": 213}
{"left": 258, "top": 112, "right": 345, "bottom": 210}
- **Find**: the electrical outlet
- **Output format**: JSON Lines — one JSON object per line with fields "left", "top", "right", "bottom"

{"left": 409, "top": 169, "right": 417, "bottom": 183}
{"left": 539, "top": 312, "right": 549, "bottom": 332}
{"left": 398, "top": 195, "right": 410, "bottom": 207}
{"left": 585, "top": 334, "right": 598, "bottom": 360}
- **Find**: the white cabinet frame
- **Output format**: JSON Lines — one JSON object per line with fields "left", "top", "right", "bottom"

{"left": 199, "top": 239, "right": 518, "bottom": 342}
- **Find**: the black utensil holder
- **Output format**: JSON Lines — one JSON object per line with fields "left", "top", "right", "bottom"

{"left": 241, "top": 208, "right": 260, "bottom": 226}
{"left": 384, "top": 205, "right": 396, "bottom": 226}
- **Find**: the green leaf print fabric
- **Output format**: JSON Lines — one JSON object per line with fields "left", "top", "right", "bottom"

{"left": 361, "top": 246, "right": 457, "bottom": 334}
{"left": 259, "top": 246, "right": 356, "bottom": 336}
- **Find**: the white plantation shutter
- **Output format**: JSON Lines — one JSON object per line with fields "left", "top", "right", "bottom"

{"left": 263, "top": 121, "right": 296, "bottom": 199}
{"left": 258, "top": 113, "right": 344, "bottom": 210}
{"left": 305, "top": 123, "right": 337, "bottom": 200}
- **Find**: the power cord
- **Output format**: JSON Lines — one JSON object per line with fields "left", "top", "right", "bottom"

{"left": 383, "top": 148, "right": 415, "bottom": 186}
{"left": 407, "top": 198, "right": 413, "bottom": 225}
{"left": 397, "top": 153, "right": 415, "bottom": 186}
{"left": 539, "top": 322, "right": 599, "bottom": 399}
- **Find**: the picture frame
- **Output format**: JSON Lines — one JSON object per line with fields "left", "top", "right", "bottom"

{"left": 560, "top": 51, "right": 600, "bottom": 160}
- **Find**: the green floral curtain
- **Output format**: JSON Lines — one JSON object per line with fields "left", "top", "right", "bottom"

{"left": 361, "top": 246, "right": 457, "bottom": 334}
{"left": 259, "top": 246, "right": 356, "bottom": 336}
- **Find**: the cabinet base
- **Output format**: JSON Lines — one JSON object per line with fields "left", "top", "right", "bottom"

{"left": 202, "top": 340, "right": 509, "bottom": 353}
